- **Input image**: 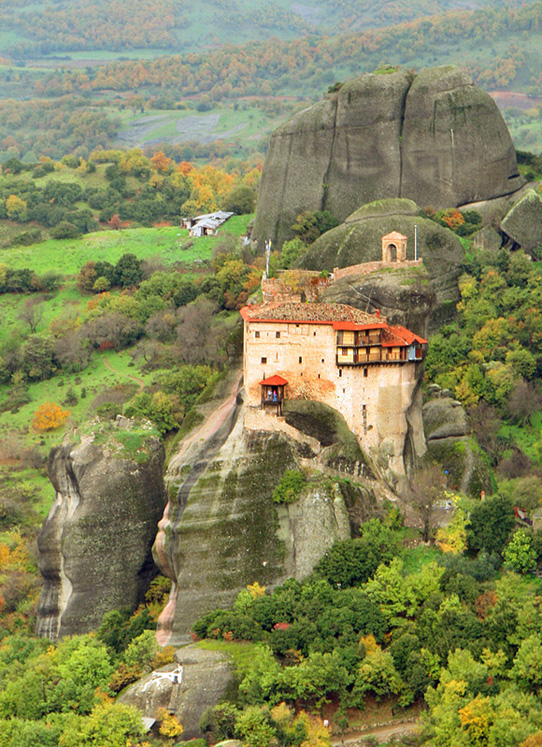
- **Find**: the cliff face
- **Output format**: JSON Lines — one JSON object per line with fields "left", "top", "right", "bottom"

{"left": 36, "top": 419, "right": 167, "bottom": 640}
{"left": 253, "top": 66, "right": 523, "bottom": 248}
{"left": 153, "top": 383, "right": 383, "bottom": 645}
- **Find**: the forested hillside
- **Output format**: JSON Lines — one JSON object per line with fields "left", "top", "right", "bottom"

{"left": 1, "top": 1, "right": 542, "bottom": 161}
{"left": 0, "top": 0, "right": 512, "bottom": 58}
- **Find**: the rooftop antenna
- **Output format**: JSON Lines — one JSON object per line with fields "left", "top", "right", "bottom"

{"left": 414, "top": 224, "right": 418, "bottom": 261}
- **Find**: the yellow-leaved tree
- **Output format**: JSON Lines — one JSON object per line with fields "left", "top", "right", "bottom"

{"left": 33, "top": 402, "right": 71, "bottom": 431}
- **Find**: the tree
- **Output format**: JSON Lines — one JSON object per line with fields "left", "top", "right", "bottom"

{"left": 5, "top": 194, "right": 27, "bottom": 221}
{"left": 224, "top": 184, "right": 257, "bottom": 215}
{"left": 351, "top": 646, "right": 403, "bottom": 705}
{"left": 59, "top": 701, "right": 146, "bottom": 747}
{"left": 315, "top": 520, "right": 400, "bottom": 588}
{"left": 50, "top": 221, "right": 80, "bottom": 239}
{"left": 17, "top": 298, "right": 43, "bottom": 334}
{"left": 33, "top": 402, "right": 71, "bottom": 431}
{"left": 510, "top": 635, "right": 542, "bottom": 692}
{"left": 113, "top": 253, "right": 142, "bottom": 288}
{"left": 506, "top": 381, "right": 541, "bottom": 425}
{"left": 467, "top": 494, "right": 516, "bottom": 556}
{"left": 235, "top": 706, "right": 276, "bottom": 747}
{"left": 279, "top": 238, "right": 307, "bottom": 268}
{"left": 503, "top": 530, "right": 537, "bottom": 573}
{"left": 408, "top": 462, "right": 447, "bottom": 542}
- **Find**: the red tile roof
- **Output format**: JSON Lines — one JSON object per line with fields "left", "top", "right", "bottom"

{"left": 259, "top": 375, "right": 288, "bottom": 386}
{"left": 382, "top": 325, "right": 428, "bottom": 347}
{"left": 241, "top": 303, "right": 426, "bottom": 348}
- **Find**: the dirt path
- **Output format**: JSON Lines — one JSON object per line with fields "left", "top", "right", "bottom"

{"left": 104, "top": 357, "right": 145, "bottom": 394}
{"left": 332, "top": 720, "right": 418, "bottom": 746}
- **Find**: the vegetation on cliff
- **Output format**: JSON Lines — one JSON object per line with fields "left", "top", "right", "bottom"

{"left": 194, "top": 509, "right": 542, "bottom": 746}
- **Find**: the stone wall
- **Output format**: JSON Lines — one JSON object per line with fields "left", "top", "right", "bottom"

{"left": 333, "top": 259, "right": 423, "bottom": 280}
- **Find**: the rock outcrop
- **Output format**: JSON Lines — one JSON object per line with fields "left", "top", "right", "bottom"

{"left": 500, "top": 189, "right": 542, "bottom": 254}
{"left": 298, "top": 199, "right": 462, "bottom": 330}
{"left": 36, "top": 418, "right": 167, "bottom": 640}
{"left": 120, "top": 645, "right": 234, "bottom": 739}
{"left": 423, "top": 387, "right": 493, "bottom": 497}
{"left": 154, "top": 379, "right": 383, "bottom": 645}
{"left": 321, "top": 262, "right": 436, "bottom": 338}
{"left": 253, "top": 66, "right": 523, "bottom": 249}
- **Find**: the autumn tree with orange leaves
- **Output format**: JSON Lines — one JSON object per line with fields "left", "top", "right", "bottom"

{"left": 33, "top": 402, "right": 71, "bottom": 431}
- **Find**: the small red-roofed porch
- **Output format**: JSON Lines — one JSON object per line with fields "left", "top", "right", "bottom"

{"left": 259, "top": 374, "right": 287, "bottom": 415}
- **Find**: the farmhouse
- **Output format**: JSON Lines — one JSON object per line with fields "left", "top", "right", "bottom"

{"left": 181, "top": 211, "right": 234, "bottom": 236}
{"left": 240, "top": 301, "right": 427, "bottom": 473}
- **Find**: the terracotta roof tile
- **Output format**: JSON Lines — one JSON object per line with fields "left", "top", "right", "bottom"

{"left": 240, "top": 302, "right": 383, "bottom": 325}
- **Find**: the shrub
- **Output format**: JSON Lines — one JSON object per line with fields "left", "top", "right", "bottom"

{"left": 272, "top": 470, "right": 306, "bottom": 504}
{"left": 49, "top": 221, "right": 81, "bottom": 239}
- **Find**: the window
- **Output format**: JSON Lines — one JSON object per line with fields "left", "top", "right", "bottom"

{"left": 261, "top": 357, "right": 267, "bottom": 364}
{"left": 321, "top": 358, "right": 325, "bottom": 363}
{"left": 363, "top": 368, "right": 368, "bottom": 378}
{"left": 255, "top": 331, "right": 260, "bottom": 338}
{"left": 299, "top": 356, "right": 302, "bottom": 364}
{"left": 342, "top": 347, "right": 348, "bottom": 355}
{"left": 276, "top": 331, "right": 280, "bottom": 338}
{"left": 318, "top": 374, "right": 321, "bottom": 379}
{"left": 338, "top": 369, "right": 342, "bottom": 378}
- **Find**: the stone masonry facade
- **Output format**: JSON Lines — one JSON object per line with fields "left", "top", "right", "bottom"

{"left": 240, "top": 302, "right": 427, "bottom": 476}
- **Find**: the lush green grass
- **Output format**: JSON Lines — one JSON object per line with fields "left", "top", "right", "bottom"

{"left": 0, "top": 349, "right": 156, "bottom": 445}
{"left": 1, "top": 226, "right": 200, "bottom": 274}
{"left": 197, "top": 639, "right": 258, "bottom": 678}
{"left": 0, "top": 216, "right": 253, "bottom": 275}
{"left": 0, "top": 284, "right": 86, "bottom": 346}
{"left": 499, "top": 410, "right": 542, "bottom": 463}
{"left": 401, "top": 542, "right": 441, "bottom": 574}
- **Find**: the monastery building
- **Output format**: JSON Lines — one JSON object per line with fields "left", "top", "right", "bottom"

{"left": 240, "top": 301, "right": 427, "bottom": 473}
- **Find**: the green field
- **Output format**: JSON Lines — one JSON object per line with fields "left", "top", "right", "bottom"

{"left": 113, "top": 104, "right": 281, "bottom": 148}
{"left": 0, "top": 222, "right": 245, "bottom": 274}
{"left": 0, "top": 216, "right": 252, "bottom": 458}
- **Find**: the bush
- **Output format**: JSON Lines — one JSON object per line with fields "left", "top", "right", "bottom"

{"left": 50, "top": 221, "right": 81, "bottom": 239}
{"left": 315, "top": 520, "right": 401, "bottom": 588}
{"left": 272, "top": 470, "right": 306, "bottom": 504}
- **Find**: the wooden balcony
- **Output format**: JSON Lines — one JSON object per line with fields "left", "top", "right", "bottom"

{"left": 336, "top": 348, "right": 408, "bottom": 366}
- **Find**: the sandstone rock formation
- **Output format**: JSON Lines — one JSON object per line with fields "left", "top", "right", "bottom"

{"left": 321, "top": 262, "right": 437, "bottom": 338}
{"left": 298, "top": 199, "right": 462, "bottom": 330}
{"left": 153, "top": 380, "right": 384, "bottom": 645}
{"left": 36, "top": 418, "right": 167, "bottom": 639}
{"left": 471, "top": 225, "right": 503, "bottom": 254}
{"left": 120, "top": 645, "right": 234, "bottom": 739}
{"left": 253, "top": 66, "right": 523, "bottom": 249}
{"left": 500, "top": 188, "right": 542, "bottom": 254}
{"left": 423, "top": 386, "right": 493, "bottom": 497}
